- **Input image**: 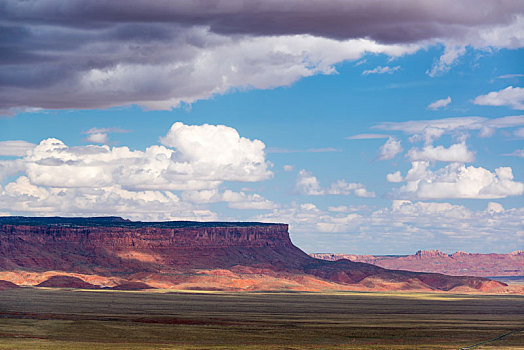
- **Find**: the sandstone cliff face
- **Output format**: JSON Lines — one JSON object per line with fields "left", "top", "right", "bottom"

{"left": 0, "top": 222, "right": 310, "bottom": 272}
{"left": 0, "top": 223, "right": 293, "bottom": 250}
{"left": 0, "top": 217, "right": 510, "bottom": 292}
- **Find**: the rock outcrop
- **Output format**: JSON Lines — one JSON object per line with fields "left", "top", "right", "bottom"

{"left": 0, "top": 217, "right": 511, "bottom": 292}
{"left": 0, "top": 217, "right": 307, "bottom": 273}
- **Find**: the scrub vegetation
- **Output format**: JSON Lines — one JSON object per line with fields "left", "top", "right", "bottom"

{"left": 0, "top": 288, "right": 522, "bottom": 349}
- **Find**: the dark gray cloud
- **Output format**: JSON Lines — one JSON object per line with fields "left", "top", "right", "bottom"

{"left": 4, "top": 0, "right": 523, "bottom": 42}
{"left": 1, "top": 0, "right": 523, "bottom": 115}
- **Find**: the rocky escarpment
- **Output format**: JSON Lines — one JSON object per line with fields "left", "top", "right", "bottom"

{"left": 0, "top": 217, "right": 510, "bottom": 292}
{"left": 0, "top": 217, "right": 309, "bottom": 273}
{"left": 311, "top": 250, "right": 524, "bottom": 277}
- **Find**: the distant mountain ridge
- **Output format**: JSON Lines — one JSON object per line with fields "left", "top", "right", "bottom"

{"left": 311, "top": 250, "right": 524, "bottom": 277}
{"left": 0, "top": 217, "right": 517, "bottom": 293}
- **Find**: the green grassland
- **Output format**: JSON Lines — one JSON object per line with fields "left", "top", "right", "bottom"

{"left": 0, "top": 288, "right": 522, "bottom": 349}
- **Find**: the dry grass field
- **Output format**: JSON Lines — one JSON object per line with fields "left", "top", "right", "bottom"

{"left": 0, "top": 288, "right": 522, "bottom": 349}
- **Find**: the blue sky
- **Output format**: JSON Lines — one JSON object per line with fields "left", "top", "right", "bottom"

{"left": 1, "top": 1, "right": 523, "bottom": 254}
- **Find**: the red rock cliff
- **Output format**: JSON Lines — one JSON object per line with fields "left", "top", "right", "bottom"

{"left": 0, "top": 217, "right": 508, "bottom": 292}
{"left": 0, "top": 221, "right": 311, "bottom": 272}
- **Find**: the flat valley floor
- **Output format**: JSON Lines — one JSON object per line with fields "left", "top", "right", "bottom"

{"left": 0, "top": 288, "right": 522, "bottom": 349}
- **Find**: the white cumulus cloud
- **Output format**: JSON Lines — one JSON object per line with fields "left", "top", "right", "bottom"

{"left": 406, "top": 142, "right": 475, "bottom": 162}
{"left": 378, "top": 137, "right": 403, "bottom": 160}
{"left": 0, "top": 176, "right": 217, "bottom": 222}
{"left": 255, "top": 200, "right": 524, "bottom": 253}
{"left": 160, "top": 122, "right": 270, "bottom": 183}
{"left": 0, "top": 122, "right": 275, "bottom": 219}
{"left": 473, "top": 86, "right": 524, "bottom": 110}
{"left": 392, "top": 162, "right": 524, "bottom": 199}
{"left": 295, "top": 170, "right": 325, "bottom": 196}
{"left": 181, "top": 189, "right": 277, "bottom": 210}
{"left": 386, "top": 171, "right": 403, "bottom": 183}
{"left": 84, "top": 133, "right": 109, "bottom": 144}
{"left": 12, "top": 122, "right": 271, "bottom": 192}
{"left": 296, "top": 170, "right": 375, "bottom": 197}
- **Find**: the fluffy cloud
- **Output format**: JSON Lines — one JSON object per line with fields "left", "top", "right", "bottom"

{"left": 0, "top": 140, "right": 36, "bottom": 156}
{"left": 377, "top": 137, "right": 402, "bottom": 160}
{"left": 257, "top": 202, "right": 363, "bottom": 233}
{"left": 84, "top": 133, "right": 109, "bottom": 144}
{"left": 256, "top": 200, "right": 524, "bottom": 253}
{"left": 427, "top": 96, "right": 451, "bottom": 110}
{"left": 362, "top": 65, "right": 400, "bottom": 75}
{"left": 0, "top": 176, "right": 217, "bottom": 221}
{"left": 473, "top": 86, "right": 524, "bottom": 110}
{"left": 181, "top": 189, "right": 277, "bottom": 210}
{"left": 296, "top": 170, "right": 324, "bottom": 195}
{"left": 2, "top": 1, "right": 524, "bottom": 114}
{"left": 327, "top": 180, "right": 376, "bottom": 198}
{"left": 406, "top": 142, "right": 475, "bottom": 162}
{"left": 391, "top": 161, "right": 524, "bottom": 199}
{"left": 327, "top": 205, "right": 365, "bottom": 213}
{"left": 0, "top": 159, "right": 26, "bottom": 182}
{"left": 159, "top": 122, "right": 270, "bottom": 182}
{"left": 0, "top": 122, "right": 275, "bottom": 218}
{"left": 296, "top": 170, "right": 375, "bottom": 197}
{"left": 386, "top": 171, "right": 403, "bottom": 183}
{"left": 371, "top": 201, "right": 523, "bottom": 244}
{"left": 12, "top": 122, "right": 271, "bottom": 191}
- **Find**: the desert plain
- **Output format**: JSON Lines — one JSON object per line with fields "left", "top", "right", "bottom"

{"left": 0, "top": 287, "right": 523, "bottom": 350}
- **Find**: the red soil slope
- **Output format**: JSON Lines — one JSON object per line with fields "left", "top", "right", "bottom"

{"left": 311, "top": 250, "right": 524, "bottom": 277}
{"left": 36, "top": 275, "right": 100, "bottom": 289}
{"left": 0, "top": 280, "right": 19, "bottom": 290}
{"left": 0, "top": 217, "right": 515, "bottom": 293}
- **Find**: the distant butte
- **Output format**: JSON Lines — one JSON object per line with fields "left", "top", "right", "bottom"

{"left": 0, "top": 216, "right": 520, "bottom": 293}
{"left": 311, "top": 250, "right": 524, "bottom": 277}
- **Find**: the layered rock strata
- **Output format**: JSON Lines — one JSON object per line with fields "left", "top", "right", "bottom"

{"left": 0, "top": 217, "right": 510, "bottom": 292}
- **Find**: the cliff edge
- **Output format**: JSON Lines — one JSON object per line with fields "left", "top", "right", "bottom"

{"left": 0, "top": 217, "right": 512, "bottom": 293}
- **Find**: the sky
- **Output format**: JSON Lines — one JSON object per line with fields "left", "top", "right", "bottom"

{"left": 1, "top": 0, "right": 523, "bottom": 255}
